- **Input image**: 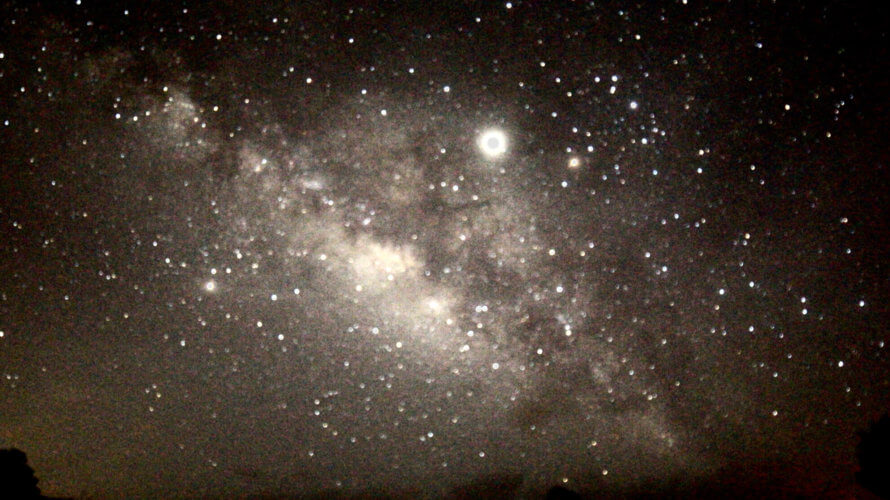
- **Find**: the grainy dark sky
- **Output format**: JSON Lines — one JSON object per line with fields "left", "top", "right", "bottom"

{"left": 1, "top": 1, "right": 888, "bottom": 498}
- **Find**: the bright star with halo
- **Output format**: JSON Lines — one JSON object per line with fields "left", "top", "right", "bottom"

{"left": 477, "top": 129, "right": 508, "bottom": 158}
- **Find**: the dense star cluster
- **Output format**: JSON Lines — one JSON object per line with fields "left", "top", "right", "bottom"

{"left": 1, "top": 1, "right": 888, "bottom": 498}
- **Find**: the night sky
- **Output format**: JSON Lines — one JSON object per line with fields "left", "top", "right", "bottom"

{"left": 1, "top": 1, "right": 889, "bottom": 498}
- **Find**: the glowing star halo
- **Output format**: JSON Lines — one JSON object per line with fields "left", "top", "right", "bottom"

{"left": 477, "top": 129, "right": 508, "bottom": 158}
{"left": 567, "top": 156, "right": 582, "bottom": 169}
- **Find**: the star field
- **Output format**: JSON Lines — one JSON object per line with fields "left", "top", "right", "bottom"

{"left": 1, "top": 1, "right": 888, "bottom": 498}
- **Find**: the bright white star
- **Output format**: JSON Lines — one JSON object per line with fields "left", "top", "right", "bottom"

{"left": 478, "top": 129, "right": 508, "bottom": 158}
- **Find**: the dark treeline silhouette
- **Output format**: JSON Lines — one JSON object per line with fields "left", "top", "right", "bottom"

{"left": 5, "top": 415, "right": 890, "bottom": 499}
{"left": 0, "top": 448, "right": 42, "bottom": 498}
{"left": 0, "top": 448, "right": 73, "bottom": 500}
{"left": 857, "top": 414, "right": 890, "bottom": 499}
{"left": 545, "top": 485, "right": 584, "bottom": 499}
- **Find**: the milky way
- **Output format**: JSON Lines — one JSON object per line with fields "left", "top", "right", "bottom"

{"left": 1, "top": 1, "right": 888, "bottom": 498}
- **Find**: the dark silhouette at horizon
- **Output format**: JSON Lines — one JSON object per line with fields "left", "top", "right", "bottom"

{"left": 7, "top": 413, "right": 889, "bottom": 500}
{"left": 0, "top": 448, "right": 42, "bottom": 499}
{"left": 856, "top": 414, "right": 890, "bottom": 499}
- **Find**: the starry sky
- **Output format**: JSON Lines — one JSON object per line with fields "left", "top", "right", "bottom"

{"left": 1, "top": 1, "right": 888, "bottom": 498}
